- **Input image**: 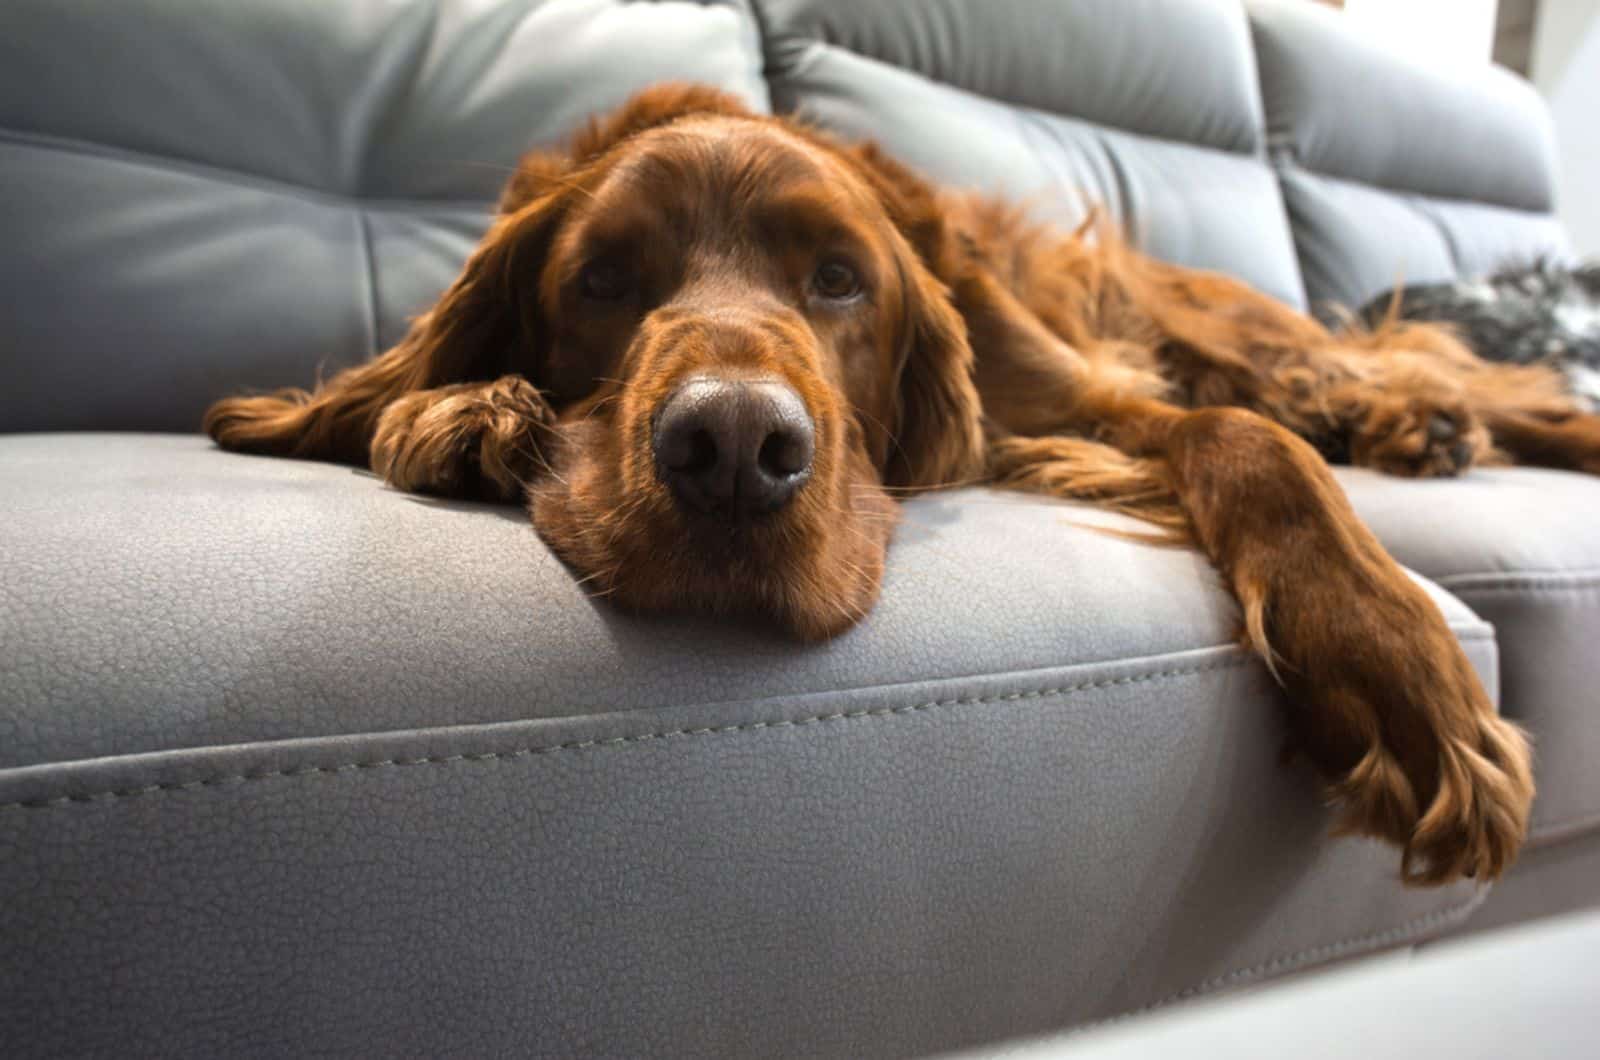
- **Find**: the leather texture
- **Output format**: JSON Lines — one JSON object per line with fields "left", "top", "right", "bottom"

{"left": 755, "top": 0, "right": 1308, "bottom": 309}
{"left": 0, "top": 433, "right": 1488, "bottom": 771}
{"left": 1246, "top": 0, "right": 1569, "bottom": 313}
{"left": 0, "top": 0, "right": 1593, "bottom": 1055}
{"left": 0, "top": 0, "right": 768, "bottom": 434}
{"left": 1338, "top": 468, "right": 1600, "bottom": 843}
{"left": 0, "top": 434, "right": 1492, "bottom": 1058}
{"left": 1249, "top": 0, "right": 1557, "bottom": 210}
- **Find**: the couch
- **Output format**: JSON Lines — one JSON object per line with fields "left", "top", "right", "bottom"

{"left": 2, "top": 1, "right": 1595, "bottom": 1056}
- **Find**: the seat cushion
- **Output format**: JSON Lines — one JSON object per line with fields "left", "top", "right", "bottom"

{"left": 1338, "top": 467, "right": 1600, "bottom": 845}
{"left": 0, "top": 432, "right": 1491, "bottom": 1057}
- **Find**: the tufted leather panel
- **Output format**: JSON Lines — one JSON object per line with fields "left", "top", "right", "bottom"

{"left": 758, "top": 0, "right": 1265, "bottom": 154}
{"left": 1280, "top": 169, "right": 1571, "bottom": 317}
{"left": 1246, "top": 0, "right": 1569, "bottom": 313}
{"left": 0, "top": 435, "right": 1494, "bottom": 1058}
{"left": 1338, "top": 468, "right": 1600, "bottom": 844}
{"left": 1248, "top": 0, "right": 1557, "bottom": 212}
{"left": 0, "top": 0, "right": 767, "bottom": 434}
{"left": 755, "top": 0, "right": 1308, "bottom": 310}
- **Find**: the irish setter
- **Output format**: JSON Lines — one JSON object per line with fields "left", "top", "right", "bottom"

{"left": 207, "top": 85, "right": 1600, "bottom": 886}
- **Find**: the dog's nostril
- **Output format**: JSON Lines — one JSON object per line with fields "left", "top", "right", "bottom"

{"left": 655, "top": 421, "right": 717, "bottom": 473}
{"left": 758, "top": 429, "right": 810, "bottom": 478}
{"left": 680, "top": 430, "right": 718, "bottom": 473}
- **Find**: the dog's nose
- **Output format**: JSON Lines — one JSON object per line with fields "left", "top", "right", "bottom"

{"left": 653, "top": 378, "right": 815, "bottom": 517}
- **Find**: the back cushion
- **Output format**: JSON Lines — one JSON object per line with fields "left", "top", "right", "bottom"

{"left": 752, "top": 0, "right": 1308, "bottom": 310}
{"left": 1247, "top": 0, "right": 1568, "bottom": 316}
{"left": 0, "top": 0, "right": 766, "bottom": 433}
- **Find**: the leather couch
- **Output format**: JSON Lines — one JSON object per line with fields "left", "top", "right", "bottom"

{"left": 2, "top": 1, "right": 1594, "bottom": 1056}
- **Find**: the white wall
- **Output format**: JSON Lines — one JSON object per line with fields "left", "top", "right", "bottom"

{"left": 1532, "top": 0, "right": 1600, "bottom": 256}
{"left": 1342, "top": 0, "right": 1499, "bottom": 64}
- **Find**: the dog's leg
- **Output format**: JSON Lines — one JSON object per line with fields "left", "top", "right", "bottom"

{"left": 1297, "top": 350, "right": 1493, "bottom": 478}
{"left": 1477, "top": 409, "right": 1600, "bottom": 473}
{"left": 961, "top": 269, "right": 1533, "bottom": 884}
{"left": 1140, "top": 269, "right": 1497, "bottom": 478}
{"left": 370, "top": 376, "right": 554, "bottom": 501}
{"left": 1346, "top": 322, "right": 1600, "bottom": 474}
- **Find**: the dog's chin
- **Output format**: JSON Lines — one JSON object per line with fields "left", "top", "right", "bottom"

{"left": 527, "top": 430, "right": 899, "bottom": 640}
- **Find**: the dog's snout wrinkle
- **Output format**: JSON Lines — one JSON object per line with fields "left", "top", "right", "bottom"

{"left": 652, "top": 378, "right": 815, "bottom": 518}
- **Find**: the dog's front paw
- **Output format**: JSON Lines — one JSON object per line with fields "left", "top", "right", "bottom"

{"left": 1265, "top": 563, "right": 1533, "bottom": 885}
{"left": 1328, "top": 693, "right": 1532, "bottom": 885}
{"left": 371, "top": 376, "right": 551, "bottom": 501}
{"left": 1349, "top": 398, "right": 1489, "bottom": 478}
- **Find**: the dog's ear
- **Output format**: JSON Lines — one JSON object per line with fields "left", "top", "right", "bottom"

{"left": 841, "top": 143, "right": 986, "bottom": 490}
{"left": 205, "top": 184, "right": 573, "bottom": 465}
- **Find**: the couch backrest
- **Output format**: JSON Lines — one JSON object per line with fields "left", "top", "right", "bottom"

{"left": 755, "top": 0, "right": 1309, "bottom": 311}
{"left": 0, "top": 0, "right": 1572, "bottom": 433}
{"left": 0, "top": 0, "right": 766, "bottom": 433}
{"left": 1246, "top": 0, "right": 1569, "bottom": 316}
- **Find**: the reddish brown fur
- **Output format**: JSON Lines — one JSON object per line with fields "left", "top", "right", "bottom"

{"left": 208, "top": 85, "right": 1600, "bottom": 885}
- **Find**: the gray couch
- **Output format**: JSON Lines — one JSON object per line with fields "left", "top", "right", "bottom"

{"left": 2, "top": 1, "right": 1595, "bottom": 1056}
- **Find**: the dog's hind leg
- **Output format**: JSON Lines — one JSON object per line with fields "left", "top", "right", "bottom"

{"left": 957, "top": 264, "right": 1533, "bottom": 885}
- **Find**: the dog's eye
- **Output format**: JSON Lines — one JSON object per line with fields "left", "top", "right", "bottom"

{"left": 813, "top": 261, "right": 861, "bottom": 301}
{"left": 580, "top": 262, "right": 630, "bottom": 301}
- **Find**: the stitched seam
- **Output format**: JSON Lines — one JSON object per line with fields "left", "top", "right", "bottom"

{"left": 1529, "top": 809, "right": 1600, "bottom": 847}
{"left": 0, "top": 657, "right": 1251, "bottom": 811}
{"left": 1441, "top": 576, "right": 1600, "bottom": 594}
{"left": 1437, "top": 567, "right": 1600, "bottom": 584}
{"left": 1073, "top": 893, "right": 1485, "bottom": 1034}
{"left": 0, "top": 125, "right": 495, "bottom": 213}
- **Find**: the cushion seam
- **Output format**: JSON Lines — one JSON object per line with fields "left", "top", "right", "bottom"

{"left": 1275, "top": 157, "right": 1557, "bottom": 220}
{"left": 1441, "top": 573, "right": 1600, "bottom": 594}
{"left": 1074, "top": 889, "right": 1486, "bottom": 1033}
{"left": 0, "top": 628, "right": 1496, "bottom": 782}
{"left": 0, "top": 654, "right": 1261, "bottom": 809}
{"left": 354, "top": 208, "right": 380, "bottom": 358}
{"left": 0, "top": 125, "right": 495, "bottom": 213}
{"left": 1530, "top": 809, "right": 1600, "bottom": 848}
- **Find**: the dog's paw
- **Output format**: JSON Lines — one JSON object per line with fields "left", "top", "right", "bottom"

{"left": 1328, "top": 700, "right": 1532, "bottom": 885}
{"left": 1349, "top": 398, "right": 1489, "bottom": 478}
{"left": 371, "top": 376, "right": 551, "bottom": 501}
{"left": 1264, "top": 558, "right": 1533, "bottom": 885}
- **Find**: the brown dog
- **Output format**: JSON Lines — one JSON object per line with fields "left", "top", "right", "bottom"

{"left": 206, "top": 85, "right": 1600, "bottom": 886}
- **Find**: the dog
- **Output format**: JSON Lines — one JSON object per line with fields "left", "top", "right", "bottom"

{"left": 206, "top": 84, "right": 1600, "bottom": 887}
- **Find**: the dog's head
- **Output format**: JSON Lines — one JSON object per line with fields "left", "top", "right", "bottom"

{"left": 422, "top": 85, "right": 984, "bottom": 637}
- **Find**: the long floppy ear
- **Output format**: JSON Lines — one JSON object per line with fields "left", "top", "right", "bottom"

{"left": 204, "top": 198, "right": 566, "bottom": 466}
{"left": 842, "top": 143, "right": 986, "bottom": 490}
{"left": 206, "top": 83, "right": 753, "bottom": 466}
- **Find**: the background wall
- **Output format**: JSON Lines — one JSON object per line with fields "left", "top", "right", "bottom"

{"left": 1530, "top": 0, "right": 1600, "bottom": 256}
{"left": 1342, "top": 0, "right": 1500, "bottom": 66}
{"left": 1319, "top": 0, "right": 1597, "bottom": 258}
